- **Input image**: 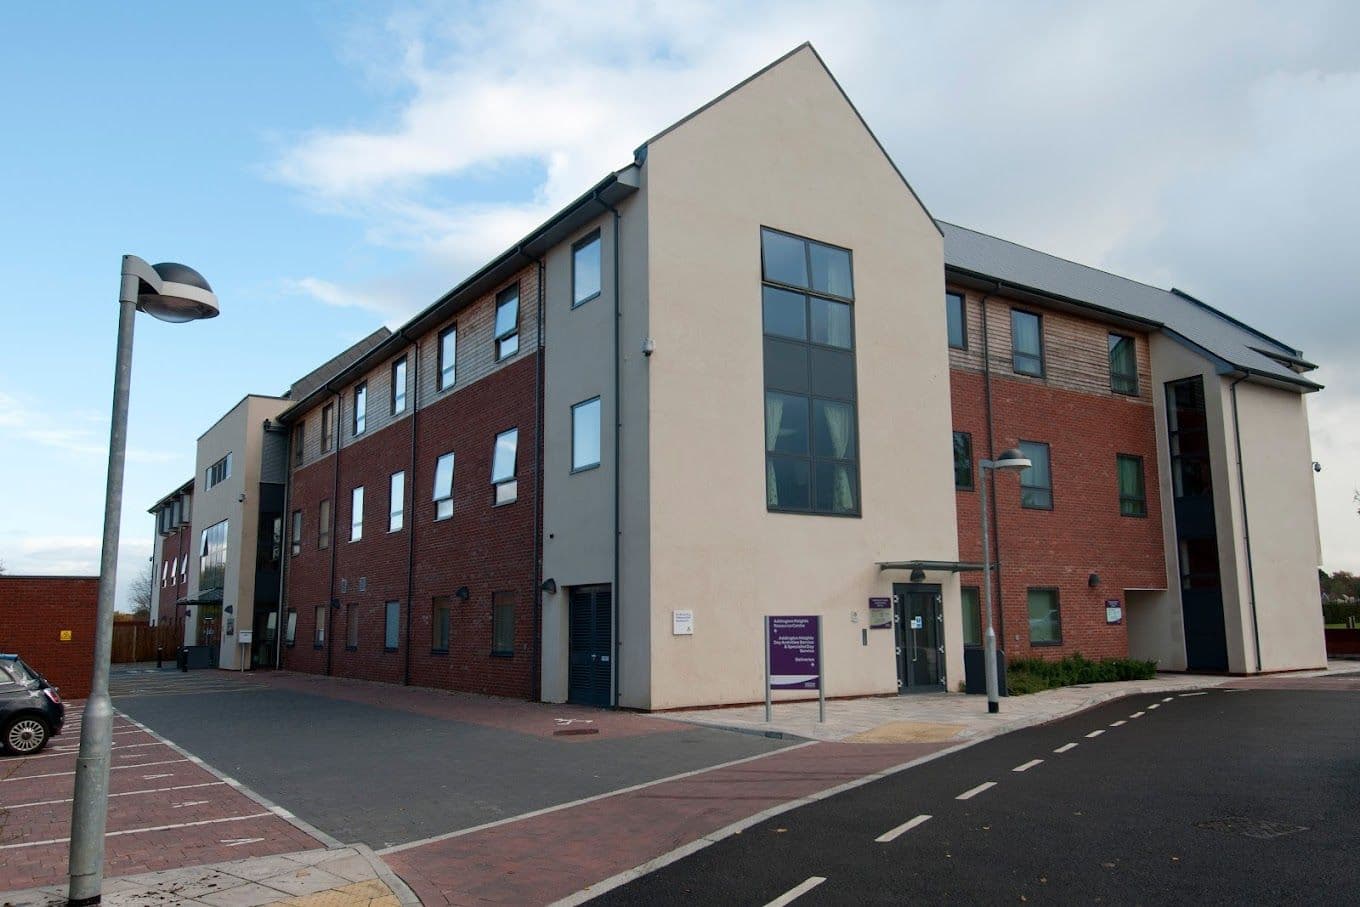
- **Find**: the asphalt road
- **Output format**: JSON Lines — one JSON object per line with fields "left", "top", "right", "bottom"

{"left": 597, "top": 686, "right": 1360, "bottom": 905}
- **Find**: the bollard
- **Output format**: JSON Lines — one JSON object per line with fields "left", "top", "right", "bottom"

{"left": 156, "top": 645, "right": 163, "bottom": 669}
{"left": 178, "top": 646, "right": 188, "bottom": 672}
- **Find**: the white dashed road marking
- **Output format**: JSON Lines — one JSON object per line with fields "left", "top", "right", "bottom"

{"left": 956, "top": 781, "right": 997, "bottom": 800}
{"left": 1054, "top": 742, "right": 1079, "bottom": 754}
{"left": 765, "top": 876, "right": 827, "bottom": 906}
{"left": 1147, "top": 703, "right": 1160, "bottom": 710}
{"left": 1129, "top": 711, "right": 1146, "bottom": 719}
{"left": 0, "top": 812, "right": 273, "bottom": 850}
{"left": 876, "top": 814, "right": 932, "bottom": 843}
{"left": 1109, "top": 720, "right": 1127, "bottom": 727}
{"left": 1085, "top": 730, "right": 1106, "bottom": 738}
{"left": 1162, "top": 696, "right": 1174, "bottom": 702}
{"left": 1179, "top": 692, "right": 1208, "bottom": 697}
{"left": 1012, "top": 759, "right": 1043, "bottom": 773}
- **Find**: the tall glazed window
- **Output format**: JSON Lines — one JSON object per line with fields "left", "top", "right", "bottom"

{"left": 199, "top": 520, "right": 228, "bottom": 593}
{"left": 760, "top": 227, "right": 859, "bottom": 516}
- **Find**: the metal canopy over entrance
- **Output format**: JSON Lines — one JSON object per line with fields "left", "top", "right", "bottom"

{"left": 877, "top": 560, "right": 986, "bottom": 573}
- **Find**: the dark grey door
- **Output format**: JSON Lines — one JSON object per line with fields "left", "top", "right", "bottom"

{"left": 568, "top": 585, "right": 612, "bottom": 707}
{"left": 894, "top": 584, "right": 944, "bottom": 692}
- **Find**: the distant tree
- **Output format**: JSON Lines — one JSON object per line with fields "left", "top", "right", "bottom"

{"left": 128, "top": 561, "right": 154, "bottom": 618}
{"left": 0, "top": 557, "right": 6, "bottom": 574}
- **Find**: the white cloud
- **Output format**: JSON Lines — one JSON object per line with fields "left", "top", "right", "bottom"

{"left": 0, "top": 389, "right": 175, "bottom": 464}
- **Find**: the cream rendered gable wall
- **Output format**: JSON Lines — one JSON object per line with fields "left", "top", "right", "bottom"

{"left": 641, "top": 47, "right": 957, "bottom": 709}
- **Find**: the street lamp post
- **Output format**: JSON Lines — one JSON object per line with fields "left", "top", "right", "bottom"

{"left": 67, "top": 257, "right": 218, "bottom": 906}
{"left": 978, "top": 447, "right": 1031, "bottom": 715}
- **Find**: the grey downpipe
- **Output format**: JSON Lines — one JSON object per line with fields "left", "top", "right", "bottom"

{"left": 326, "top": 391, "right": 340, "bottom": 676}
{"left": 527, "top": 251, "right": 546, "bottom": 702}
{"left": 1229, "top": 375, "right": 1263, "bottom": 672}
{"left": 276, "top": 424, "right": 293, "bottom": 669}
{"left": 594, "top": 191, "right": 623, "bottom": 708}
{"left": 402, "top": 332, "right": 419, "bottom": 686}
{"left": 978, "top": 284, "right": 1005, "bottom": 643}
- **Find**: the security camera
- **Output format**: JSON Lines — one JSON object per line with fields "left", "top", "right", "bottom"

{"left": 1313, "top": 461, "right": 1322, "bottom": 473}
{"left": 642, "top": 337, "right": 656, "bottom": 357}
{"left": 238, "top": 492, "right": 247, "bottom": 502}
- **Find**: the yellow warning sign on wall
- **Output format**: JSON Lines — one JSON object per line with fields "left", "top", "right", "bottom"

{"left": 60, "top": 630, "right": 73, "bottom": 641}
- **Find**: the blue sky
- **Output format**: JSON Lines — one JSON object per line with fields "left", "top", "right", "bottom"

{"left": 2, "top": 1, "right": 1357, "bottom": 608}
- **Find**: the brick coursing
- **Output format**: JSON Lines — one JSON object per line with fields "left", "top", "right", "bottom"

{"left": 950, "top": 293, "right": 1166, "bottom": 663}
{"left": 155, "top": 525, "right": 192, "bottom": 629}
{"left": 0, "top": 576, "right": 98, "bottom": 698}
{"left": 282, "top": 353, "right": 540, "bottom": 699}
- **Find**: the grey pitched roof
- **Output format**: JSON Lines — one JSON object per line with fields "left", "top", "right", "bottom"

{"left": 940, "top": 222, "right": 1320, "bottom": 392}
{"left": 285, "top": 327, "right": 393, "bottom": 401}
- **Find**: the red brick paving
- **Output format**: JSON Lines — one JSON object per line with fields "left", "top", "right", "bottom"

{"left": 384, "top": 740, "right": 950, "bottom": 905}
{"left": 0, "top": 706, "right": 320, "bottom": 893}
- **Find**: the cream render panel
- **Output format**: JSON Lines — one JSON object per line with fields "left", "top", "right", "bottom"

{"left": 641, "top": 47, "right": 958, "bottom": 709}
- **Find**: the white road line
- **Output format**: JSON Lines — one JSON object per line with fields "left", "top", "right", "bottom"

{"left": 956, "top": 781, "right": 997, "bottom": 800}
{"left": 171, "top": 800, "right": 211, "bottom": 809}
{"left": 142, "top": 773, "right": 174, "bottom": 780}
{"left": 25, "top": 741, "right": 167, "bottom": 761}
{"left": 2, "top": 759, "right": 188, "bottom": 782}
{"left": 1129, "top": 711, "right": 1146, "bottom": 719}
{"left": 1162, "top": 696, "right": 1174, "bottom": 702}
{"left": 2, "top": 781, "right": 225, "bottom": 811}
{"left": 1147, "top": 703, "right": 1160, "bottom": 710}
{"left": 1054, "top": 742, "right": 1079, "bottom": 753}
{"left": 1109, "top": 720, "right": 1126, "bottom": 727}
{"left": 1012, "top": 759, "right": 1043, "bottom": 773}
{"left": 1085, "top": 730, "right": 1106, "bottom": 738}
{"left": 876, "top": 814, "right": 932, "bottom": 842}
{"left": 764, "top": 876, "right": 827, "bottom": 907}
{"left": 1179, "top": 691, "right": 1207, "bottom": 697}
{"left": 0, "top": 812, "right": 273, "bottom": 850}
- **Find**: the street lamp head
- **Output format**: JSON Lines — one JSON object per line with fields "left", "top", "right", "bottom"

{"left": 990, "top": 447, "right": 1032, "bottom": 471}
{"left": 121, "top": 255, "right": 219, "bottom": 323}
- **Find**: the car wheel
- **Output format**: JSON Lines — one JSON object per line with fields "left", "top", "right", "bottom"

{"left": 3, "top": 715, "right": 50, "bottom": 755}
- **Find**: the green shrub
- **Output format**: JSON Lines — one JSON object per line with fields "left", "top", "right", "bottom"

{"left": 1322, "top": 601, "right": 1360, "bottom": 626}
{"left": 1006, "top": 653, "right": 1157, "bottom": 695}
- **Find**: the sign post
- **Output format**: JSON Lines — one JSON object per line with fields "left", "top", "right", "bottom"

{"left": 765, "top": 615, "right": 823, "bottom": 724}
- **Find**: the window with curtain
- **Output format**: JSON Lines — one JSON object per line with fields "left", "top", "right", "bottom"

{"left": 573, "top": 231, "right": 602, "bottom": 306}
{"left": 946, "top": 292, "right": 966, "bottom": 349}
{"left": 1027, "top": 588, "right": 1062, "bottom": 645}
{"left": 433, "top": 452, "right": 455, "bottom": 519}
{"left": 961, "top": 587, "right": 982, "bottom": 646}
{"left": 384, "top": 601, "right": 400, "bottom": 650}
{"left": 1011, "top": 309, "right": 1044, "bottom": 376}
{"left": 438, "top": 325, "right": 457, "bottom": 390}
{"left": 1117, "top": 453, "right": 1147, "bottom": 517}
{"left": 495, "top": 285, "right": 519, "bottom": 360}
{"left": 760, "top": 227, "right": 859, "bottom": 515}
{"left": 953, "top": 431, "right": 973, "bottom": 490}
{"left": 1018, "top": 440, "right": 1052, "bottom": 509}
{"left": 1108, "top": 333, "right": 1138, "bottom": 395}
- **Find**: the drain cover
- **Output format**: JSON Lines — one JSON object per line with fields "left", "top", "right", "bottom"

{"left": 1194, "top": 817, "right": 1308, "bottom": 839}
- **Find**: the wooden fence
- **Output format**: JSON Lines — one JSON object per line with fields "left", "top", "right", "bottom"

{"left": 111, "top": 620, "right": 181, "bottom": 664}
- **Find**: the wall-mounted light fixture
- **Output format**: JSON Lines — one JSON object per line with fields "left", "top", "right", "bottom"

{"left": 909, "top": 568, "right": 926, "bottom": 582}
{"left": 1088, "top": 573, "right": 1100, "bottom": 588}
{"left": 540, "top": 578, "right": 558, "bottom": 595}
{"left": 455, "top": 586, "right": 471, "bottom": 602}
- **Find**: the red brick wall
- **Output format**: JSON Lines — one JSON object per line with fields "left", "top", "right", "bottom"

{"left": 952, "top": 367, "right": 1166, "bottom": 662}
{"left": 155, "top": 526, "right": 192, "bottom": 629}
{"left": 282, "top": 353, "right": 540, "bottom": 698}
{"left": 0, "top": 576, "right": 98, "bottom": 698}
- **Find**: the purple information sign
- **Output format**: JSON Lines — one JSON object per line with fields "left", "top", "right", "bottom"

{"left": 767, "top": 615, "right": 821, "bottom": 690}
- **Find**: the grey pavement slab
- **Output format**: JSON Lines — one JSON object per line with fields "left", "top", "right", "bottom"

{"left": 115, "top": 686, "right": 791, "bottom": 849}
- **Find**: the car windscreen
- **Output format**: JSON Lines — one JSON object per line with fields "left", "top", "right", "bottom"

{"left": 0, "top": 662, "right": 16, "bottom": 684}
{"left": 5, "top": 659, "right": 38, "bottom": 685}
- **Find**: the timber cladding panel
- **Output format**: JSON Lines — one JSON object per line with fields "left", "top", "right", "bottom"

{"left": 282, "top": 352, "right": 539, "bottom": 699}
{"left": 952, "top": 362, "right": 1166, "bottom": 662}
{"left": 0, "top": 576, "right": 98, "bottom": 698}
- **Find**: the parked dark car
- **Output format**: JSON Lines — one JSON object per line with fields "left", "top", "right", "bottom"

{"left": 1, "top": 654, "right": 65, "bottom": 755}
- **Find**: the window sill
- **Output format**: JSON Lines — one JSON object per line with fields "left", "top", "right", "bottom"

{"left": 955, "top": 485, "right": 975, "bottom": 493}
{"left": 571, "top": 462, "right": 601, "bottom": 475}
{"left": 767, "top": 506, "right": 862, "bottom": 519}
{"left": 1120, "top": 511, "right": 1149, "bottom": 519}
{"left": 1020, "top": 503, "right": 1054, "bottom": 512}
{"left": 493, "top": 498, "right": 518, "bottom": 508}
{"left": 388, "top": 527, "right": 404, "bottom": 534}
{"left": 433, "top": 513, "right": 453, "bottom": 522}
{"left": 1030, "top": 640, "right": 1063, "bottom": 647}
{"left": 491, "top": 651, "right": 514, "bottom": 658}
{"left": 572, "top": 292, "right": 601, "bottom": 309}
{"left": 431, "top": 648, "right": 449, "bottom": 656}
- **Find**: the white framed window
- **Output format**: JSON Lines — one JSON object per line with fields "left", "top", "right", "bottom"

{"left": 389, "top": 470, "right": 405, "bottom": 532}
{"left": 205, "top": 452, "right": 232, "bottom": 490}
{"left": 392, "top": 356, "right": 408, "bottom": 415}
{"left": 494, "top": 285, "right": 519, "bottom": 360}
{"left": 291, "top": 509, "right": 303, "bottom": 555}
{"left": 351, "top": 486, "right": 364, "bottom": 541}
{"left": 433, "top": 452, "right": 455, "bottom": 521}
{"left": 384, "top": 601, "right": 401, "bottom": 651}
{"left": 439, "top": 325, "right": 457, "bottom": 391}
{"left": 571, "top": 397, "right": 601, "bottom": 472}
{"left": 161, "top": 559, "right": 169, "bottom": 587}
{"left": 573, "top": 231, "right": 602, "bottom": 307}
{"left": 491, "top": 429, "right": 519, "bottom": 505}
{"left": 313, "top": 605, "right": 326, "bottom": 647}
{"left": 353, "top": 382, "right": 367, "bottom": 436}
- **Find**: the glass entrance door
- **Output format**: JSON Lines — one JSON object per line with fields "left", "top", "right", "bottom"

{"left": 894, "top": 584, "right": 944, "bottom": 692}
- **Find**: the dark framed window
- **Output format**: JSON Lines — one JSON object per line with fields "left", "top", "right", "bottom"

{"left": 760, "top": 227, "right": 859, "bottom": 516}
{"left": 953, "top": 431, "right": 974, "bottom": 490}
{"left": 495, "top": 285, "right": 520, "bottom": 360}
{"left": 1109, "top": 333, "right": 1138, "bottom": 395}
{"left": 352, "top": 382, "right": 367, "bottom": 436}
{"left": 321, "top": 403, "right": 335, "bottom": 452}
{"left": 346, "top": 604, "right": 359, "bottom": 650}
{"left": 292, "top": 422, "right": 305, "bottom": 465}
{"left": 391, "top": 356, "right": 408, "bottom": 414}
{"left": 290, "top": 510, "right": 302, "bottom": 556}
{"left": 946, "top": 292, "right": 967, "bottom": 350}
{"left": 1117, "top": 453, "right": 1147, "bottom": 517}
{"left": 206, "top": 452, "right": 232, "bottom": 489}
{"left": 438, "top": 325, "right": 457, "bottom": 391}
{"left": 491, "top": 429, "right": 518, "bottom": 505}
{"left": 961, "top": 586, "right": 982, "bottom": 646}
{"left": 1167, "top": 378, "right": 1212, "bottom": 499}
{"left": 313, "top": 605, "right": 326, "bottom": 648}
{"left": 284, "top": 608, "right": 297, "bottom": 647}
{"left": 492, "top": 591, "right": 516, "bottom": 656}
{"left": 573, "top": 231, "right": 602, "bottom": 307}
{"left": 384, "top": 601, "right": 400, "bottom": 651}
{"left": 318, "top": 499, "right": 331, "bottom": 549}
{"left": 572, "top": 397, "right": 601, "bottom": 472}
{"left": 433, "top": 452, "right": 455, "bottom": 520}
{"left": 1027, "top": 588, "right": 1062, "bottom": 645}
{"left": 1018, "top": 440, "right": 1052, "bottom": 509}
{"left": 1011, "top": 309, "right": 1044, "bottom": 377}
{"left": 432, "top": 596, "right": 451, "bottom": 653}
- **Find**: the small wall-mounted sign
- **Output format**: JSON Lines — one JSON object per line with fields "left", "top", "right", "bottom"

{"left": 59, "top": 629, "right": 73, "bottom": 642}
{"left": 672, "top": 609, "right": 694, "bottom": 636}
{"left": 1105, "top": 599, "right": 1123, "bottom": 624}
{"left": 910, "top": 616, "right": 924, "bottom": 630}
{"left": 868, "top": 597, "right": 893, "bottom": 629}
{"left": 238, "top": 629, "right": 253, "bottom": 645}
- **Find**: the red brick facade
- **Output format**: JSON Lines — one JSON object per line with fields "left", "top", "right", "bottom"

{"left": 950, "top": 291, "right": 1166, "bottom": 662}
{"left": 155, "top": 525, "right": 192, "bottom": 632}
{"left": 0, "top": 575, "right": 98, "bottom": 698}
{"left": 281, "top": 352, "right": 540, "bottom": 699}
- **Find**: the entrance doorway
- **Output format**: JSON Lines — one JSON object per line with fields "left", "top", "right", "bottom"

{"left": 568, "top": 585, "right": 612, "bottom": 707}
{"left": 195, "top": 604, "right": 222, "bottom": 667}
{"left": 894, "top": 583, "right": 944, "bottom": 692}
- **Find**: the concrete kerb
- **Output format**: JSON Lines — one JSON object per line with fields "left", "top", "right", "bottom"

{"left": 352, "top": 843, "right": 421, "bottom": 907}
